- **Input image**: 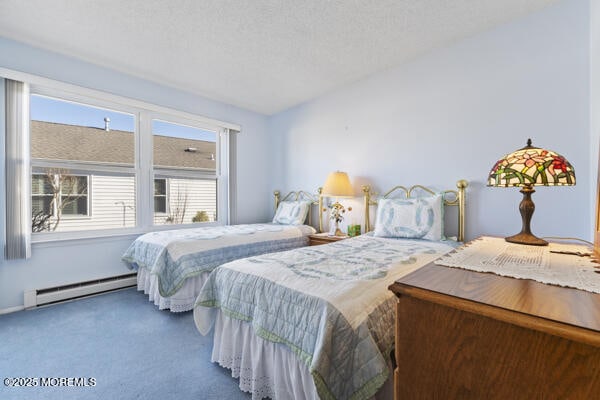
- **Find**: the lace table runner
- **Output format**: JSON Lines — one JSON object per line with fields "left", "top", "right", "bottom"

{"left": 434, "top": 236, "right": 600, "bottom": 294}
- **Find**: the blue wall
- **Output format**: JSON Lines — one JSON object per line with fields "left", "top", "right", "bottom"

{"left": 0, "top": 38, "right": 272, "bottom": 311}
{"left": 269, "top": 0, "right": 591, "bottom": 242}
{"left": 0, "top": 0, "right": 594, "bottom": 311}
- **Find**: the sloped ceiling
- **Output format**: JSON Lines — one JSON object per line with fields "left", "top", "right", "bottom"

{"left": 0, "top": 0, "right": 558, "bottom": 115}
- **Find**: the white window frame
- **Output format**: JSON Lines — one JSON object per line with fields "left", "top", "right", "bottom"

{"left": 31, "top": 172, "right": 90, "bottom": 218}
{"left": 149, "top": 113, "right": 220, "bottom": 226}
{"left": 30, "top": 89, "right": 139, "bottom": 241}
{"left": 0, "top": 67, "right": 240, "bottom": 243}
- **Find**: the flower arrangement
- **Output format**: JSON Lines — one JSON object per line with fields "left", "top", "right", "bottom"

{"left": 325, "top": 202, "right": 353, "bottom": 236}
{"left": 329, "top": 202, "right": 346, "bottom": 223}
{"left": 327, "top": 202, "right": 352, "bottom": 222}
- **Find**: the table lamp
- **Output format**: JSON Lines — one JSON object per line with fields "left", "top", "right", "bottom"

{"left": 488, "top": 139, "right": 576, "bottom": 246}
{"left": 322, "top": 171, "right": 353, "bottom": 236}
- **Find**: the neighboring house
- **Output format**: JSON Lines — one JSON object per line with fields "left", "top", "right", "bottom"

{"left": 30, "top": 120, "right": 217, "bottom": 232}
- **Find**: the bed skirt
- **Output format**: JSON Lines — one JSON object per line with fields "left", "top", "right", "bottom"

{"left": 211, "top": 311, "right": 393, "bottom": 400}
{"left": 137, "top": 267, "right": 209, "bottom": 312}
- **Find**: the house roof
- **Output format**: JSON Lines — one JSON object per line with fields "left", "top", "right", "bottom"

{"left": 31, "top": 121, "right": 216, "bottom": 170}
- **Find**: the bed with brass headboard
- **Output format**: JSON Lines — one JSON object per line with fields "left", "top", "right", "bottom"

{"left": 193, "top": 179, "right": 468, "bottom": 400}
{"left": 362, "top": 179, "right": 467, "bottom": 240}
{"left": 121, "top": 189, "right": 321, "bottom": 312}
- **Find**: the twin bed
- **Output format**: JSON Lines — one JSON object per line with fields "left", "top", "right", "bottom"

{"left": 122, "top": 180, "right": 468, "bottom": 399}
{"left": 122, "top": 190, "right": 320, "bottom": 311}
{"left": 192, "top": 180, "right": 468, "bottom": 400}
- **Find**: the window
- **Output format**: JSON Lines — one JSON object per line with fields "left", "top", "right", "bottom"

{"left": 23, "top": 81, "right": 235, "bottom": 240}
{"left": 32, "top": 174, "right": 88, "bottom": 216}
{"left": 31, "top": 173, "right": 89, "bottom": 232}
{"left": 154, "top": 179, "right": 167, "bottom": 213}
{"left": 59, "top": 175, "right": 88, "bottom": 216}
{"left": 30, "top": 94, "right": 136, "bottom": 233}
{"left": 152, "top": 119, "right": 217, "bottom": 225}
{"left": 31, "top": 174, "right": 53, "bottom": 216}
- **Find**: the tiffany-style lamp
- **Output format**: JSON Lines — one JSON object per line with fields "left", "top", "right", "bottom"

{"left": 488, "top": 139, "right": 576, "bottom": 246}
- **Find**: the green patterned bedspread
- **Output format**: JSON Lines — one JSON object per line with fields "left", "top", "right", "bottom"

{"left": 194, "top": 234, "right": 456, "bottom": 400}
{"left": 122, "top": 224, "right": 315, "bottom": 296}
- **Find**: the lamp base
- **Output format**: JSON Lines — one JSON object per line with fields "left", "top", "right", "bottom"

{"left": 329, "top": 228, "right": 345, "bottom": 237}
{"left": 505, "top": 232, "right": 548, "bottom": 246}
{"left": 505, "top": 184, "right": 548, "bottom": 246}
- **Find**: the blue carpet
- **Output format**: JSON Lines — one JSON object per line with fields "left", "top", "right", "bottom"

{"left": 0, "top": 288, "right": 251, "bottom": 400}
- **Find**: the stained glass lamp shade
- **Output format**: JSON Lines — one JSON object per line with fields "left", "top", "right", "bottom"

{"left": 488, "top": 139, "right": 576, "bottom": 246}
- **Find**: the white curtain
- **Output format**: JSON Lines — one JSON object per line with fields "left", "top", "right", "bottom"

{"left": 5, "top": 79, "right": 31, "bottom": 259}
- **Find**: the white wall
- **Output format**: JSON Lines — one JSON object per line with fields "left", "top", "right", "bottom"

{"left": 0, "top": 38, "right": 273, "bottom": 311}
{"left": 270, "top": 0, "right": 591, "bottom": 242}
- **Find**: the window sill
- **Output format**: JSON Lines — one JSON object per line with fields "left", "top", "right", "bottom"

{"left": 31, "top": 222, "right": 222, "bottom": 248}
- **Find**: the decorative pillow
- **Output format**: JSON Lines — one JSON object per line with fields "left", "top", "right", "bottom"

{"left": 272, "top": 201, "right": 311, "bottom": 225}
{"left": 373, "top": 195, "right": 444, "bottom": 241}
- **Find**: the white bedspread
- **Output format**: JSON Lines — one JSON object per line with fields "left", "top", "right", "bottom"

{"left": 194, "top": 234, "right": 456, "bottom": 400}
{"left": 122, "top": 223, "right": 315, "bottom": 297}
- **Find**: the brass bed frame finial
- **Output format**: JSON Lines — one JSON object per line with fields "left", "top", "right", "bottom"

{"left": 362, "top": 180, "right": 468, "bottom": 242}
{"left": 362, "top": 185, "right": 376, "bottom": 234}
{"left": 317, "top": 187, "right": 323, "bottom": 233}
{"left": 274, "top": 190, "right": 281, "bottom": 213}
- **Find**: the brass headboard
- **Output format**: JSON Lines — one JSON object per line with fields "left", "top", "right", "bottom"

{"left": 273, "top": 189, "right": 322, "bottom": 231}
{"left": 362, "top": 180, "right": 468, "bottom": 242}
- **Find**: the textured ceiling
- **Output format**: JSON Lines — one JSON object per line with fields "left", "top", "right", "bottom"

{"left": 0, "top": 0, "right": 557, "bottom": 115}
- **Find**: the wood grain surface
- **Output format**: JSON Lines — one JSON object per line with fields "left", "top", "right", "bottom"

{"left": 390, "top": 262, "right": 600, "bottom": 399}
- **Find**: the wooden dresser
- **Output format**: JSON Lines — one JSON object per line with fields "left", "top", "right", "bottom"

{"left": 389, "top": 262, "right": 600, "bottom": 399}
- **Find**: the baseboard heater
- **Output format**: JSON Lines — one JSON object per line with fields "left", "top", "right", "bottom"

{"left": 24, "top": 273, "right": 137, "bottom": 309}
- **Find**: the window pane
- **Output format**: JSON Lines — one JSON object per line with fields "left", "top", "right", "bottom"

{"left": 61, "top": 195, "right": 88, "bottom": 216}
{"left": 32, "top": 196, "right": 52, "bottom": 215}
{"left": 153, "top": 178, "right": 216, "bottom": 225}
{"left": 31, "top": 95, "right": 135, "bottom": 166}
{"left": 31, "top": 174, "right": 52, "bottom": 195}
{"left": 154, "top": 197, "right": 166, "bottom": 213}
{"left": 32, "top": 174, "right": 89, "bottom": 218}
{"left": 32, "top": 197, "right": 53, "bottom": 233}
{"left": 31, "top": 173, "right": 136, "bottom": 233}
{"left": 26, "top": 88, "right": 230, "bottom": 235}
{"left": 152, "top": 120, "right": 218, "bottom": 225}
{"left": 60, "top": 176, "right": 88, "bottom": 196}
{"left": 154, "top": 179, "right": 166, "bottom": 196}
{"left": 154, "top": 179, "right": 167, "bottom": 213}
{"left": 30, "top": 95, "right": 137, "bottom": 234}
{"left": 152, "top": 120, "right": 216, "bottom": 171}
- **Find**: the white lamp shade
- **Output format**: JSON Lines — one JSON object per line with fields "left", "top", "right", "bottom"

{"left": 322, "top": 171, "right": 353, "bottom": 197}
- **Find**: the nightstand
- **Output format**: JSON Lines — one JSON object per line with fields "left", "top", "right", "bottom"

{"left": 308, "top": 233, "right": 350, "bottom": 246}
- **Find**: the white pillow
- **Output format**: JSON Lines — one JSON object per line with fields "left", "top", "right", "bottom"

{"left": 272, "top": 201, "right": 311, "bottom": 225}
{"left": 373, "top": 195, "right": 444, "bottom": 241}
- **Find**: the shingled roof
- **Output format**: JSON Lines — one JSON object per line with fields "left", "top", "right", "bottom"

{"left": 31, "top": 121, "right": 216, "bottom": 170}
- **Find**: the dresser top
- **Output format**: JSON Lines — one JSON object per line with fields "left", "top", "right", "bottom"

{"left": 390, "top": 263, "right": 600, "bottom": 339}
